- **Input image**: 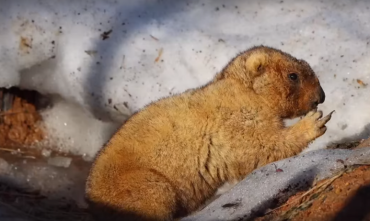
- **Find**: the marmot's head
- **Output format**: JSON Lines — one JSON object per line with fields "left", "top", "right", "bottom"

{"left": 216, "top": 45, "right": 325, "bottom": 118}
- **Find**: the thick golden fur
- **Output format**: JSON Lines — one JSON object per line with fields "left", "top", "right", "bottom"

{"left": 85, "top": 45, "right": 332, "bottom": 221}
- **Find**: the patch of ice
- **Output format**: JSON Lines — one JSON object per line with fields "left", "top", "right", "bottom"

{"left": 0, "top": 156, "right": 90, "bottom": 206}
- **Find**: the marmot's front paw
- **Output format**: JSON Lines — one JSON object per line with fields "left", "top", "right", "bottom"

{"left": 300, "top": 109, "right": 334, "bottom": 141}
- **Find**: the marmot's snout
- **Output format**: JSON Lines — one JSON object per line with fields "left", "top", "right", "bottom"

{"left": 311, "top": 86, "right": 325, "bottom": 109}
{"left": 319, "top": 87, "right": 325, "bottom": 103}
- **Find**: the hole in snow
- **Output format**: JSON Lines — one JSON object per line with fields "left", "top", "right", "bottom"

{"left": 0, "top": 86, "right": 51, "bottom": 148}
{"left": 0, "top": 86, "right": 52, "bottom": 112}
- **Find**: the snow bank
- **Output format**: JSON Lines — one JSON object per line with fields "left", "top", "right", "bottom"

{"left": 181, "top": 146, "right": 370, "bottom": 221}
{"left": 1, "top": 0, "right": 370, "bottom": 157}
{"left": 39, "top": 98, "right": 119, "bottom": 158}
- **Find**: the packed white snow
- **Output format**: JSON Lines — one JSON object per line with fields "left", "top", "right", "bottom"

{"left": 1, "top": 0, "right": 370, "bottom": 159}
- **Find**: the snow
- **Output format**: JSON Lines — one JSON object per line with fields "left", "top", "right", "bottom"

{"left": 181, "top": 147, "right": 370, "bottom": 221}
{"left": 1, "top": 0, "right": 370, "bottom": 157}
{"left": 38, "top": 98, "right": 119, "bottom": 158}
{"left": 1, "top": 0, "right": 370, "bottom": 218}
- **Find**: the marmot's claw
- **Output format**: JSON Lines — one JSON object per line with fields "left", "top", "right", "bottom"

{"left": 317, "top": 110, "right": 334, "bottom": 127}
{"left": 320, "top": 126, "right": 327, "bottom": 134}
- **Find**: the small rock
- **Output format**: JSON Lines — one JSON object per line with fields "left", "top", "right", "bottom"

{"left": 82, "top": 154, "right": 93, "bottom": 162}
{"left": 47, "top": 156, "right": 72, "bottom": 168}
{"left": 41, "top": 149, "right": 52, "bottom": 157}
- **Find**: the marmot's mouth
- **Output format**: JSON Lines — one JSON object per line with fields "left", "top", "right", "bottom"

{"left": 292, "top": 106, "right": 318, "bottom": 119}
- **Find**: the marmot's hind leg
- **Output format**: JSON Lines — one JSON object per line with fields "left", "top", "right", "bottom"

{"left": 88, "top": 168, "right": 178, "bottom": 221}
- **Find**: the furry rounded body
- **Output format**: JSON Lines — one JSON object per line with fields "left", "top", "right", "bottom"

{"left": 85, "top": 46, "right": 332, "bottom": 221}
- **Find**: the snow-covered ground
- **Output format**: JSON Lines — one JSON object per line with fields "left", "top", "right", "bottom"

{"left": 1, "top": 0, "right": 370, "bottom": 157}
{"left": 182, "top": 147, "right": 370, "bottom": 221}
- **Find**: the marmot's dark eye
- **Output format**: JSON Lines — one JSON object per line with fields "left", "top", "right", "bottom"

{"left": 289, "top": 73, "right": 298, "bottom": 81}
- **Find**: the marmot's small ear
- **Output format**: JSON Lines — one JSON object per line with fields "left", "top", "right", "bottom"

{"left": 245, "top": 52, "right": 267, "bottom": 78}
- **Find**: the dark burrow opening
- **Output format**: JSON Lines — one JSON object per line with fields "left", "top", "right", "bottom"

{"left": 0, "top": 86, "right": 52, "bottom": 112}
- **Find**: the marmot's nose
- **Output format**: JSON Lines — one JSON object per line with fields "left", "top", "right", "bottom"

{"left": 311, "top": 87, "right": 326, "bottom": 109}
{"left": 318, "top": 87, "right": 325, "bottom": 104}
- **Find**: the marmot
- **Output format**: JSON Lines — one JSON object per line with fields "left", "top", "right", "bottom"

{"left": 85, "top": 45, "right": 333, "bottom": 221}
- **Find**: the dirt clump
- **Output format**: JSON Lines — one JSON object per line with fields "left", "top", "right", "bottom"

{"left": 0, "top": 87, "right": 45, "bottom": 148}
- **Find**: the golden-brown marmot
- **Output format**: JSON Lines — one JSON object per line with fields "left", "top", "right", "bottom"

{"left": 85, "top": 45, "right": 333, "bottom": 221}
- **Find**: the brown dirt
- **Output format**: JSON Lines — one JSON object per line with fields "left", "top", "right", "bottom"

{"left": 0, "top": 89, "right": 45, "bottom": 148}
{"left": 254, "top": 139, "right": 370, "bottom": 221}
